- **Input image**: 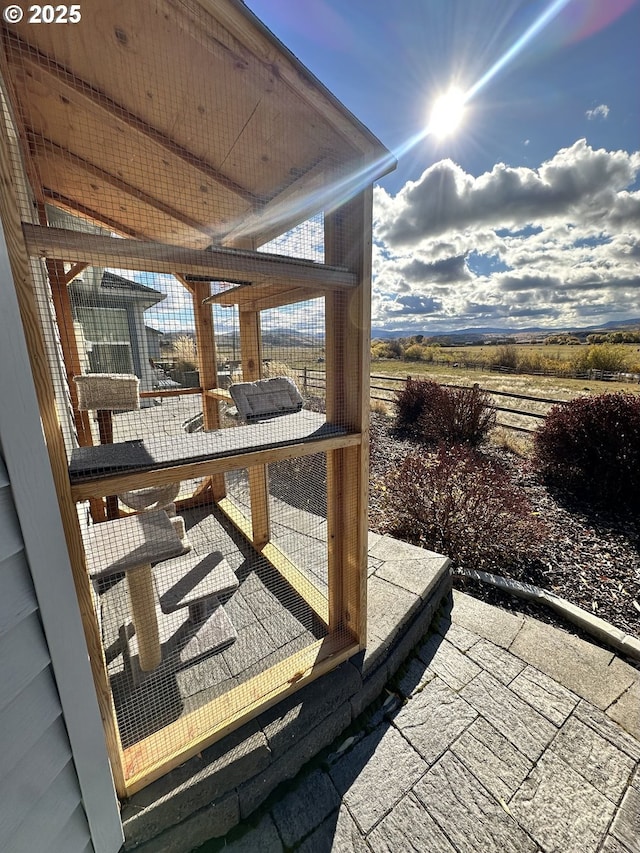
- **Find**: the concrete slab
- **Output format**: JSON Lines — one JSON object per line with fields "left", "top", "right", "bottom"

{"left": 367, "top": 791, "right": 457, "bottom": 853}
{"left": 131, "top": 791, "right": 239, "bottom": 853}
{"left": 366, "top": 576, "right": 419, "bottom": 649}
{"left": 461, "top": 672, "right": 556, "bottom": 761}
{"left": 551, "top": 716, "right": 636, "bottom": 803}
{"left": 466, "top": 638, "right": 526, "bottom": 685}
{"left": 435, "top": 617, "right": 480, "bottom": 652}
{"left": 509, "top": 751, "right": 616, "bottom": 853}
{"left": 271, "top": 769, "right": 340, "bottom": 848}
{"left": 122, "top": 520, "right": 640, "bottom": 853}
{"left": 610, "top": 784, "right": 640, "bottom": 853}
{"left": 296, "top": 804, "right": 370, "bottom": 853}
{"left": 374, "top": 556, "right": 451, "bottom": 600}
{"left": 451, "top": 590, "right": 525, "bottom": 648}
{"left": 417, "top": 635, "right": 481, "bottom": 691}
{"left": 509, "top": 618, "right": 637, "bottom": 710}
{"left": 509, "top": 666, "right": 579, "bottom": 726}
{"left": 607, "top": 680, "right": 640, "bottom": 740}
{"left": 574, "top": 700, "right": 640, "bottom": 761}
{"left": 330, "top": 725, "right": 427, "bottom": 835}
{"left": 414, "top": 751, "right": 537, "bottom": 853}
{"left": 392, "top": 675, "right": 478, "bottom": 764}
{"left": 394, "top": 656, "right": 435, "bottom": 698}
{"left": 451, "top": 717, "right": 533, "bottom": 802}
{"left": 368, "top": 535, "right": 442, "bottom": 564}
{"left": 220, "top": 813, "right": 283, "bottom": 853}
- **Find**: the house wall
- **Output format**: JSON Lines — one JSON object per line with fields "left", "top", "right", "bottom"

{"left": 0, "top": 450, "right": 94, "bottom": 853}
{"left": 0, "top": 186, "right": 123, "bottom": 852}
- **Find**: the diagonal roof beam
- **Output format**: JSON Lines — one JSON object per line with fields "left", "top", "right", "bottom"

{"left": 5, "top": 30, "right": 262, "bottom": 207}
{"left": 42, "top": 190, "right": 148, "bottom": 240}
{"left": 33, "top": 136, "right": 218, "bottom": 242}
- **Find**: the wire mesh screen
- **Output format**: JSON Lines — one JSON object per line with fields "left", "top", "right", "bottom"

{"left": 0, "top": 0, "right": 373, "bottom": 793}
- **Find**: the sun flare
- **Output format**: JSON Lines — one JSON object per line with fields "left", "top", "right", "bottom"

{"left": 429, "top": 87, "right": 466, "bottom": 138}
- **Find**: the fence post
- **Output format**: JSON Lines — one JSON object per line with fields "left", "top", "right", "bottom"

{"left": 303, "top": 365, "right": 307, "bottom": 393}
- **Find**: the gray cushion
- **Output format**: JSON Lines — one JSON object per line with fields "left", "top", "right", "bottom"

{"left": 229, "top": 377, "right": 303, "bottom": 421}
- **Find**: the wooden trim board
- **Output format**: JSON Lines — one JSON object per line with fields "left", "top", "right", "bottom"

{"left": 69, "top": 433, "right": 361, "bottom": 501}
{"left": 0, "top": 87, "right": 127, "bottom": 831}
{"left": 123, "top": 633, "right": 358, "bottom": 794}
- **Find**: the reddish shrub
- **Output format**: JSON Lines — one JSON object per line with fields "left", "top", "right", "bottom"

{"left": 394, "top": 379, "right": 495, "bottom": 445}
{"left": 534, "top": 392, "right": 640, "bottom": 510}
{"left": 381, "top": 445, "right": 546, "bottom": 570}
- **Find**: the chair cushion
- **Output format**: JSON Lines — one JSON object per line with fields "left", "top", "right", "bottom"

{"left": 229, "top": 377, "right": 303, "bottom": 421}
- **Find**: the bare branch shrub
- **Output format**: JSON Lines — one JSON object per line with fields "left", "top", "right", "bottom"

{"left": 381, "top": 445, "right": 546, "bottom": 570}
{"left": 395, "top": 379, "right": 495, "bottom": 445}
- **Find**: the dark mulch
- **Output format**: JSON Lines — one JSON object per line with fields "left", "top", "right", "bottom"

{"left": 368, "top": 413, "right": 640, "bottom": 642}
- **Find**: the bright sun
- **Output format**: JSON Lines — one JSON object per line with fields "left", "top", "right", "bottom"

{"left": 429, "top": 87, "right": 466, "bottom": 138}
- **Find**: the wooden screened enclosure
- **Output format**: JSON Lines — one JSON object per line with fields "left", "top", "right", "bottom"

{"left": 0, "top": 0, "right": 394, "bottom": 795}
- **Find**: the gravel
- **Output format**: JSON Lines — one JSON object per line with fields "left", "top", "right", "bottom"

{"left": 368, "top": 414, "right": 640, "bottom": 642}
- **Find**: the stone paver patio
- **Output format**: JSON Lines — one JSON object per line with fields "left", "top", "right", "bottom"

{"left": 206, "top": 590, "right": 640, "bottom": 853}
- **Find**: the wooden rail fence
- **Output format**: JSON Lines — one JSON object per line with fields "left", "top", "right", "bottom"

{"left": 296, "top": 369, "right": 565, "bottom": 434}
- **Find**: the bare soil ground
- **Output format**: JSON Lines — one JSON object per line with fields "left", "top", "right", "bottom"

{"left": 368, "top": 413, "right": 640, "bottom": 642}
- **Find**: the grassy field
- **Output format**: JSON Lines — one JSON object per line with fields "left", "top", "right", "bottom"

{"left": 389, "top": 341, "right": 640, "bottom": 373}
{"left": 369, "top": 357, "right": 640, "bottom": 395}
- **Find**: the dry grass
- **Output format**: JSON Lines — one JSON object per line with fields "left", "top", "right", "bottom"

{"left": 370, "top": 398, "right": 391, "bottom": 416}
{"left": 263, "top": 360, "right": 304, "bottom": 394}
{"left": 489, "top": 427, "right": 533, "bottom": 458}
{"left": 171, "top": 334, "right": 197, "bottom": 365}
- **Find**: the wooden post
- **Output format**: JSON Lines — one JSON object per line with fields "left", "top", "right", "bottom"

{"left": 127, "top": 565, "right": 162, "bottom": 671}
{"left": 94, "top": 409, "right": 120, "bottom": 520}
{"left": 45, "top": 258, "right": 92, "bottom": 445}
{"left": 192, "top": 280, "right": 226, "bottom": 501}
{"left": 324, "top": 185, "right": 373, "bottom": 646}
{"left": 239, "top": 308, "right": 270, "bottom": 548}
{"left": 46, "top": 257, "right": 106, "bottom": 522}
{"left": 0, "top": 106, "right": 127, "bottom": 794}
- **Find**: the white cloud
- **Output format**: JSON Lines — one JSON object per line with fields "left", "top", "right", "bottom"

{"left": 371, "top": 140, "right": 640, "bottom": 331}
{"left": 586, "top": 104, "right": 610, "bottom": 120}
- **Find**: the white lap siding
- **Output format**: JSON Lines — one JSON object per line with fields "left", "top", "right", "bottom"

{"left": 0, "top": 224, "right": 123, "bottom": 853}
{"left": 0, "top": 454, "right": 94, "bottom": 853}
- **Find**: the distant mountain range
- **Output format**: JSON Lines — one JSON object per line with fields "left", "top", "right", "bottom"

{"left": 371, "top": 318, "right": 640, "bottom": 342}
{"left": 161, "top": 328, "right": 322, "bottom": 347}
{"left": 160, "top": 319, "right": 640, "bottom": 348}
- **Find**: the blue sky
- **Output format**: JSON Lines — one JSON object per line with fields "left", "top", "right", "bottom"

{"left": 245, "top": 0, "right": 640, "bottom": 332}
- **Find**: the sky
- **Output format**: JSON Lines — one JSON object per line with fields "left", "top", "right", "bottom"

{"left": 244, "top": 0, "right": 640, "bottom": 333}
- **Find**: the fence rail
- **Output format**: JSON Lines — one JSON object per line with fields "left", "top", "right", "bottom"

{"left": 296, "top": 368, "right": 567, "bottom": 434}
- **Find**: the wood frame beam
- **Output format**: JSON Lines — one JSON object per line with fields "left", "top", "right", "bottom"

{"left": 69, "top": 433, "right": 361, "bottom": 503}
{"left": 23, "top": 224, "right": 357, "bottom": 290}
{"left": 216, "top": 497, "right": 328, "bottom": 625}
{"left": 192, "top": 280, "right": 226, "bottom": 500}
{"left": 42, "top": 190, "right": 147, "bottom": 240}
{"left": 43, "top": 257, "right": 105, "bottom": 522}
{"left": 62, "top": 261, "right": 88, "bottom": 285}
{"left": 123, "top": 632, "right": 358, "bottom": 794}
{"left": 239, "top": 308, "right": 270, "bottom": 548}
{"left": 205, "top": 283, "right": 325, "bottom": 311}
{"left": 0, "top": 94, "right": 127, "bottom": 795}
